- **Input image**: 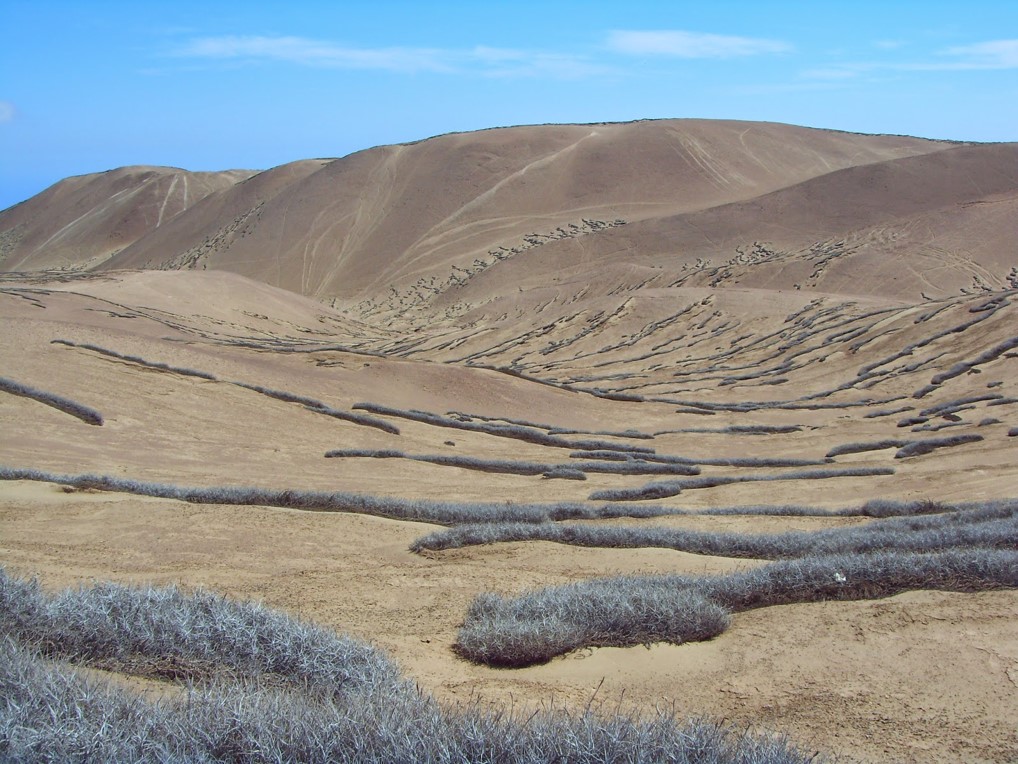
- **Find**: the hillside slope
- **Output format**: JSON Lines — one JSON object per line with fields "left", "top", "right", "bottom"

{"left": 425, "top": 142, "right": 1018, "bottom": 313}
{"left": 2, "top": 120, "right": 953, "bottom": 296}
{"left": 103, "top": 120, "right": 953, "bottom": 301}
{"left": 0, "top": 167, "right": 254, "bottom": 271}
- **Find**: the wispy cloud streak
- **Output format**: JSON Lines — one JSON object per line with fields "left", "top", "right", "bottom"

{"left": 607, "top": 30, "right": 790, "bottom": 58}
{"left": 801, "top": 38, "right": 1018, "bottom": 80}
{"left": 172, "top": 36, "right": 611, "bottom": 78}
{"left": 176, "top": 36, "right": 452, "bottom": 72}
{"left": 941, "top": 39, "right": 1018, "bottom": 69}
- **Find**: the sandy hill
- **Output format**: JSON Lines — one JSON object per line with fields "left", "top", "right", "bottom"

{"left": 4, "top": 119, "right": 1013, "bottom": 318}
{"left": 2, "top": 119, "right": 957, "bottom": 293}
{"left": 1, "top": 120, "right": 1017, "bottom": 764}
{"left": 0, "top": 166, "right": 255, "bottom": 271}
{"left": 101, "top": 120, "right": 962, "bottom": 302}
{"left": 432, "top": 141, "right": 1018, "bottom": 311}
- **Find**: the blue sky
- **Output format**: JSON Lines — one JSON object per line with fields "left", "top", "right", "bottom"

{"left": 2, "top": 0, "right": 1017, "bottom": 210}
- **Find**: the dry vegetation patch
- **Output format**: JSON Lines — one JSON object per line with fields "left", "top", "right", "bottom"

{"left": 0, "top": 375, "right": 103, "bottom": 426}
{"left": 0, "top": 570, "right": 824, "bottom": 763}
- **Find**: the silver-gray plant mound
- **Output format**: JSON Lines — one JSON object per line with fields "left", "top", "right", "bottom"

{"left": 0, "top": 570, "right": 823, "bottom": 763}
{"left": 455, "top": 549, "right": 1017, "bottom": 667}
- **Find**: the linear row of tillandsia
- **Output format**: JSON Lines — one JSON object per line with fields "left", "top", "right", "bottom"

{"left": 587, "top": 466, "right": 897, "bottom": 502}
{"left": 413, "top": 499, "right": 1017, "bottom": 556}
{"left": 0, "top": 466, "right": 699, "bottom": 524}
{"left": 433, "top": 479, "right": 1017, "bottom": 664}
{"left": 0, "top": 375, "right": 103, "bottom": 426}
{"left": 51, "top": 339, "right": 401, "bottom": 434}
{"left": 324, "top": 449, "right": 700, "bottom": 478}
{"left": 826, "top": 433, "right": 991, "bottom": 458}
{"left": 351, "top": 402, "right": 655, "bottom": 453}
{"left": 455, "top": 549, "right": 1018, "bottom": 667}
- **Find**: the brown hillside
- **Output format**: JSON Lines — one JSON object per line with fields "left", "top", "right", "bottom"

{"left": 430, "top": 142, "right": 1018, "bottom": 310}
{"left": 98, "top": 120, "right": 952, "bottom": 299}
{"left": 0, "top": 166, "right": 254, "bottom": 271}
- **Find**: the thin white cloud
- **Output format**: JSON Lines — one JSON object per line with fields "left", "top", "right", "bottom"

{"left": 172, "top": 36, "right": 608, "bottom": 78}
{"left": 942, "top": 39, "right": 1018, "bottom": 69}
{"left": 797, "top": 38, "right": 1018, "bottom": 81}
{"left": 0, "top": 101, "right": 14, "bottom": 123}
{"left": 732, "top": 81, "right": 852, "bottom": 96}
{"left": 470, "top": 46, "right": 614, "bottom": 78}
{"left": 175, "top": 35, "right": 453, "bottom": 73}
{"left": 607, "top": 30, "right": 789, "bottom": 58}
{"left": 802, "top": 66, "right": 865, "bottom": 80}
